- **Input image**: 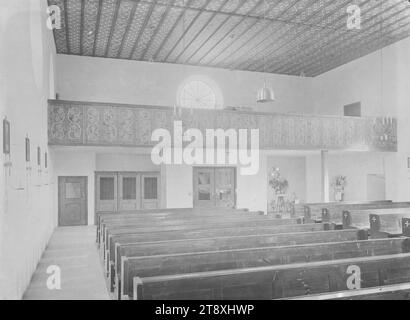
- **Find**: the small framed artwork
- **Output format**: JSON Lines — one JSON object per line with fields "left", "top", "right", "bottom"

{"left": 37, "top": 147, "right": 41, "bottom": 166}
{"left": 25, "top": 137, "right": 30, "bottom": 162}
{"left": 45, "top": 152, "right": 48, "bottom": 169}
{"left": 3, "top": 118, "right": 10, "bottom": 155}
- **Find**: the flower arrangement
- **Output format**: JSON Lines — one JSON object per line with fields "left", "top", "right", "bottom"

{"left": 332, "top": 175, "right": 347, "bottom": 201}
{"left": 269, "top": 168, "right": 289, "bottom": 195}
{"left": 332, "top": 175, "right": 347, "bottom": 190}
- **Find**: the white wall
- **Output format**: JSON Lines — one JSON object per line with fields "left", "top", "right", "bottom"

{"left": 163, "top": 164, "right": 193, "bottom": 209}
{"left": 311, "top": 38, "right": 409, "bottom": 117}
{"left": 0, "top": 0, "right": 56, "bottom": 299}
{"left": 55, "top": 54, "right": 315, "bottom": 115}
{"left": 95, "top": 154, "right": 159, "bottom": 172}
{"left": 236, "top": 153, "right": 268, "bottom": 213}
{"left": 311, "top": 37, "right": 410, "bottom": 201}
{"left": 305, "top": 152, "right": 388, "bottom": 203}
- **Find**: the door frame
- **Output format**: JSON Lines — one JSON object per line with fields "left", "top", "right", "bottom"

{"left": 94, "top": 171, "right": 161, "bottom": 219}
{"left": 118, "top": 172, "right": 141, "bottom": 211}
{"left": 141, "top": 173, "right": 161, "bottom": 209}
{"left": 58, "top": 176, "right": 88, "bottom": 227}
{"left": 192, "top": 167, "right": 237, "bottom": 209}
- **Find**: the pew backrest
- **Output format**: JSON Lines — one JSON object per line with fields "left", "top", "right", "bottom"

{"left": 132, "top": 251, "right": 410, "bottom": 300}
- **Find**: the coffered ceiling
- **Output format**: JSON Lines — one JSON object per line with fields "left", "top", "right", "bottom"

{"left": 48, "top": 0, "right": 410, "bottom": 77}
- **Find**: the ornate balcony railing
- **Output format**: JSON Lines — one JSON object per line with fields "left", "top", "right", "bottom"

{"left": 48, "top": 100, "right": 397, "bottom": 152}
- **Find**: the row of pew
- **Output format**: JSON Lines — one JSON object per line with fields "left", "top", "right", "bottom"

{"left": 97, "top": 201, "right": 410, "bottom": 300}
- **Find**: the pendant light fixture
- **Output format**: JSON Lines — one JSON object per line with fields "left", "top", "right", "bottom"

{"left": 257, "top": 0, "right": 275, "bottom": 103}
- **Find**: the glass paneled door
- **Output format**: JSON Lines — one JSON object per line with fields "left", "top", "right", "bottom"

{"left": 193, "top": 168, "right": 236, "bottom": 208}
{"left": 96, "top": 173, "right": 117, "bottom": 212}
{"left": 215, "top": 168, "right": 236, "bottom": 208}
{"left": 141, "top": 174, "right": 160, "bottom": 209}
{"left": 96, "top": 172, "right": 160, "bottom": 214}
{"left": 118, "top": 173, "right": 140, "bottom": 211}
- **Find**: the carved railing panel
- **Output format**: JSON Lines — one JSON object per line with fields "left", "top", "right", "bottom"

{"left": 48, "top": 100, "right": 397, "bottom": 152}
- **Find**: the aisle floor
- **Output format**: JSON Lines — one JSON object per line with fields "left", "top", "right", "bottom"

{"left": 23, "top": 226, "right": 110, "bottom": 300}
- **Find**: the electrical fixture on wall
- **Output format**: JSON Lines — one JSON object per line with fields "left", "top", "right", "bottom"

{"left": 257, "top": 0, "right": 275, "bottom": 104}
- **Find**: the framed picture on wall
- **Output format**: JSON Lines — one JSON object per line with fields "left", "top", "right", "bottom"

{"left": 407, "top": 157, "right": 410, "bottom": 169}
{"left": 45, "top": 152, "right": 48, "bottom": 169}
{"left": 25, "top": 137, "right": 30, "bottom": 162}
{"left": 3, "top": 118, "right": 10, "bottom": 155}
{"left": 37, "top": 147, "right": 41, "bottom": 166}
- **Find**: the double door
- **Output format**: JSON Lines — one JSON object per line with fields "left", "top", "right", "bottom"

{"left": 193, "top": 167, "right": 236, "bottom": 208}
{"left": 96, "top": 172, "right": 160, "bottom": 213}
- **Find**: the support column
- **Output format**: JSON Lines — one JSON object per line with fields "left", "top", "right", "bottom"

{"left": 321, "top": 150, "right": 330, "bottom": 202}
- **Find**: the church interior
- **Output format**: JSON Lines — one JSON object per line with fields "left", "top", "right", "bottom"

{"left": 1, "top": 0, "right": 410, "bottom": 300}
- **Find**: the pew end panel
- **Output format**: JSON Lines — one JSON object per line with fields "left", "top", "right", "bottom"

{"left": 133, "top": 277, "right": 144, "bottom": 300}
{"left": 403, "top": 218, "right": 410, "bottom": 237}
{"left": 120, "top": 256, "right": 129, "bottom": 300}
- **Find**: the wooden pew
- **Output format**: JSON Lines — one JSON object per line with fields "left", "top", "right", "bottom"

{"left": 101, "top": 216, "right": 301, "bottom": 250}
{"left": 370, "top": 211, "right": 410, "bottom": 238}
{"left": 102, "top": 222, "right": 327, "bottom": 273}
{"left": 102, "top": 223, "right": 328, "bottom": 264}
{"left": 99, "top": 216, "right": 301, "bottom": 249}
{"left": 97, "top": 208, "right": 253, "bottom": 244}
{"left": 304, "top": 200, "right": 392, "bottom": 223}
{"left": 119, "top": 237, "right": 403, "bottom": 300}
{"left": 108, "top": 229, "right": 366, "bottom": 293}
{"left": 325, "top": 202, "right": 410, "bottom": 227}
{"left": 283, "top": 283, "right": 410, "bottom": 300}
{"left": 344, "top": 207, "right": 410, "bottom": 230}
{"left": 130, "top": 241, "right": 410, "bottom": 300}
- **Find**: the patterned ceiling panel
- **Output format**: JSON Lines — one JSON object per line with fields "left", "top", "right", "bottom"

{"left": 94, "top": 0, "right": 117, "bottom": 56}
{"left": 106, "top": 0, "right": 135, "bottom": 58}
{"left": 131, "top": 3, "right": 169, "bottom": 60}
{"left": 248, "top": 0, "right": 348, "bottom": 73}
{"left": 309, "top": 12, "right": 410, "bottom": 75}
{"left": 118, "top": 1, "right": 152, "bottom": 59}
{"left": 49, "top": 0, "right": 410, "bottom": 77}
{"left": 215, "top": 0, "right": 308, "bottom": 69}
{"left": 176, "top": 11, "right": 234, "bottom": 63}
{"left": 66, "top": 0, "right": 82, "bottom": 55}
{"left": 82, "top": 0, "right": 99, "bottom": 56}
{"left": 231, "top": 0, "right": 318, "bottom": 71}
{"left": 154, "top": 7, "right": 200, "bottom": 61}
{"left": 284, "top": 0, "right": 392, "bottom": 69}
{"left": 289, "top": 0, "right": 409, "bottom": 75}
{"left": 143, "top": 5, "right": 184, "bottom": 60}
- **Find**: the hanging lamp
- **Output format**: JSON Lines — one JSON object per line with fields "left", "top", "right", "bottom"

{"left": 257, "top": 0, "right": 275, "bottom": 103}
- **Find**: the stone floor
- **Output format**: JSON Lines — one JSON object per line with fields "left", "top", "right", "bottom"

{"left": 23, "top": 226, "right": 110, "bottom": 300}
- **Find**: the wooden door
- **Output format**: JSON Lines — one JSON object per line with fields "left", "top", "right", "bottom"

{"left": 58, "top": 177, "right": 87, "bottom": 226}
{"left": 193, "top": 168, "right": 216, "bottom": 208}
{"left": 194, "top": 167, "right": 236, "bottom": 208}
{"left": 118, "top": 173, "right": 140, "bottom": 211}
{"left": 96, "top": 173, "right": 118, "bottom": 212}
{"left": 215, "top": 168, "right": 236, "bottom": 208}
{"left": 141, "top": 174, "right": 160, "bottom": 209}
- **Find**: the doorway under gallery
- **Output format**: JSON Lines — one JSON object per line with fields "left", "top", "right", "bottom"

{"left": 193, "top": 167, "right": 236, "bottom": 209}
{"left": 95, "top": 172, "right": 160, "bottom": 216}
